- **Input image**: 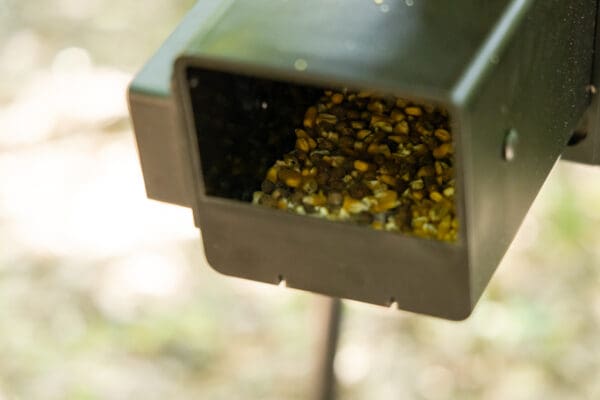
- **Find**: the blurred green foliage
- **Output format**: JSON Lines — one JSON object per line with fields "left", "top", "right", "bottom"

{"left": 2, "top": 0, "right": 600, "bottom": 399}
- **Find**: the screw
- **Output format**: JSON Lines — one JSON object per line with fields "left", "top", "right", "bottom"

{"left": 277, "top": 275, "right": 287, "bottom": 287}
{"left": 503, "top": 129, "right": 519, "bottom": 161}
{"left": 567, "top": 129, "right": 588, "bottom": 147}
{"left": 293, "top": 58, "right": 308, "bottom": 71}
{"left": 586, "top": 84, "right": 597, "bottom": 95}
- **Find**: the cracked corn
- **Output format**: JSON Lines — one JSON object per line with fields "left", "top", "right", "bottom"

{"left": 253, "top": 90, "right": 458, "bottom": 242}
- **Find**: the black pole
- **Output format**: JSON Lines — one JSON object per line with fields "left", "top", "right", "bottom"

{"left": 314, "top": 297, "right": 343, "bottom": 400}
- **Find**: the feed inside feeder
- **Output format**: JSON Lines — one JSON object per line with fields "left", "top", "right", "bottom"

{"left": 187, "top": 69, "right": 458, "bottom": 241}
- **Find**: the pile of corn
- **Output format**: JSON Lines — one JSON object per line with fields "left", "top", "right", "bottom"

{"left": 253, "top": 90, "right": 458, "bottom": 241}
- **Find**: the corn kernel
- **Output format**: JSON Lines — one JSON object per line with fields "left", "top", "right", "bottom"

{"left": 354, "top": 160, "right": 370, "bottom": 172}
{"left": 410, "top": 179, "right": 424, "bottom": 190}
{"left": 394, "top": 121, "right": 410, "bottom": 135}
{"left": 412, "top": 191, "right": 424, "bottom": 201}
{"left": 395, "top": 98, "right": 408, "bottom": 108}
{"left": 296, "top": 138, "right": 310, "bottom": 152}
{"left": 357, "top": 129, "right": 372, "bottom": 140}
{"left": 331, "top": 93, "right": 344, "bottom": 104}
{"left": 267, "top": 167, "right": 279, "bottom": 183}
{"left": 443, "top": 187, "right": 455, "bottom": 197}
{"left": 434, "top": 128, "right": 451, "bottom": 142}
{"left": 303, "top": 106, "right": 317, "bottom": 128}
{"left": 433, "top": 143, "right": 453, "bottom": 159}
{"left": 430, "top": 192, "right": 444, "bottom": 202}
{"left": 278, "top": 169, "right": 302, "bottom": 188}
{"left": 326, "top": 132, "right": 339, "bottom": 142}
{"left": 373, "top": 121, "right": 393, "bottom": 132}
{"left": 343, "top": 196, "right": 368, "bottom": 213}
{"left": 367, "top": 101, "right": 385, "bottom": 113}
{"left": 373, "top": 190, "right": 398, "bottom": 212}
{"left": 417, "top": 166, "right": 434, "bottom": 178}
{"left": 277, "top": 199, "right": 288, "bottom": 209}
{"left": 351, "top": 121, "right": 365, "bottom": 130}
{"left": 316, "top": 113, "right": 338, "bottom": 125}
{"left": 391, "top": 110, "right": 405, "bottom": 122}
{"left": 405, "top": 106, "right": 423, "bottom": 116}
{"left": 304, "top": 193, "right": 327, "bottom": 206}
{"left": 367, "top": 143, "right": 379, "bottom": 155}
{"left": 380, "top": 175, "right": 397, "bottom": 186}
{"left": 370, "top": 114, "right": 387, "bottom": 125}
{"left": 295, "top": 129, "right": 309, "bottom": 138}
{"left": 372, "top": 221, "right": 384, "bottom": 230}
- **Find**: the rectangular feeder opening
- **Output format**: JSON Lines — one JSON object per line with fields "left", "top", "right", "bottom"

{"left": 186, "top": 67, "right": 458, "bottom": 242}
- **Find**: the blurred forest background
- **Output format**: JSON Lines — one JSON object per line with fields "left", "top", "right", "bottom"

{"left": 2, "top": 0, "right": 600, "bottom": 399}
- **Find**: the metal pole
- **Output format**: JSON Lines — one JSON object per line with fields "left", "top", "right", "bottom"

{"left": 313, "top": 297, "right": 343, "bottom": 400}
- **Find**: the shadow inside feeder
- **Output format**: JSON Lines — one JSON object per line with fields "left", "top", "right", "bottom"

{"left": 187, "top": 67, "right": 322, "bottom": 202}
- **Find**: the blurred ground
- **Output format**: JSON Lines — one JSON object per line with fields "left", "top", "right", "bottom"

{"left": 2, "top": 1, "right": 600, "bottom": 399}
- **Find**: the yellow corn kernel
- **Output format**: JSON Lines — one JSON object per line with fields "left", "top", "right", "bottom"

{"left": 343, "top": 196, "right": 368, "bottom": 214}
{"left": 391, "top": 110, "right": 405, "bottom": 122}
{"left": 380, "top": 175, "right": 397, "bottom": 187}
{"left": 394, "top": 121, "right": 410, "bottom": 135}
{"left": 279, "top": 169, "right": 302, "bottom": 188}
{"left": 372, "top": 221, "right": 384, "bottom": 230}
{"left": 277, "top": 199, "right": 288, "bottom": 210}
{"left": 316, "top": 113, "right": 338, "bottom": 125}
{"left": 295, "top": 129, "right": 309, "bottom": 138}
{"left": 405, "top": 106, "right": 423, "bottom": 116}
{"left": 331, "top": 93, "right": 344, "bottom": 104}
{"left": 357, "top": 129, "right": 372, "bottom": 140}
{"left": 351, "top": 121, "right": 365, "bottom": 130}
{"left": 296, "top": 138, "right": 310, "bottom": 152}
{"left": 417, "top": 166, "right": 434, "bottom": 178}
{"left": 443, "top": 187, "right": 455, "bottom": 197}
{"left": 373, "top": 190, "right": 398, "bottom": 212}
{"left": 326, "top": 131, "right": 339, "bottom": 142}
{"left": 354, "top": 160, "right": 370, "bottom": 172}
{"left": 373, "top": 121, "right": 393, "bottom": 133}
{"left": 430, "top": 192, "right": 444, "bottom": 202}
{"left": 367, "top": 101, "right": 385, "bottom": 114}
{"left": 304, "top": 193, "right": 327, "bottom": 206}
{"left": 395, "top": 98, "right": 408, "bottom": 108}
{"left": 378, "top": 144, "right": 392, "bottom": 158}
{"left": 433, "top": 143, "right": 453, "bottom": 159}
{"left": 267, "top": 167, "right": 279, "bottom": 183}
{"left": 303, "top": 106, "right": 317, "bottom": 128}
{"left": 412, "top": 191, "right": 424, "bottom": 201}
{"left": 434, "top": 128, "right": 451, "bottom": 142}
{"left": 367, "top": 143, "right": 379, "bottom": 155}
